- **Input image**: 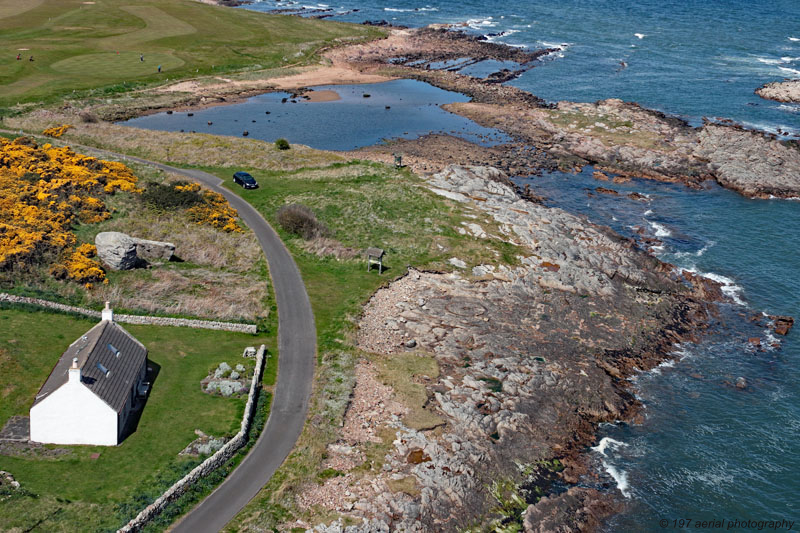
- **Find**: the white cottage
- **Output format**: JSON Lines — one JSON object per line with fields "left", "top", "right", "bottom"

{"left": 29, "top": 304, "right": 149, "bottom": 446}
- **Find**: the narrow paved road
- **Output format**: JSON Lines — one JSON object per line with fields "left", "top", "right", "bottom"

{"left": 119, "top": 157, "right": 317, "bottom": 532}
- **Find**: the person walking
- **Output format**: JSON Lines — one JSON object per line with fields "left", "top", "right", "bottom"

{"left": 16, "top": 53, "right": 21, "bottom": 60}
{"left": 140, "top": 53, "right": 144, "bottom": 62}
{"left": 157, "top": 65, "right": 161, "bottom": 73}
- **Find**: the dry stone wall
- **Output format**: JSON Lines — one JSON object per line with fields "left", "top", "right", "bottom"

{"left": 0, "top": 293, "right": 256, "bottom": 334}
{"left": 118, "top": 344, "right": 267, "bottom": 533}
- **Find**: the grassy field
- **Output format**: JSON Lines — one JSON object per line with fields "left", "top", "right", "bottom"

{"left": 0, "top": 0, "right": 380, "bottom": 109}
{"left": 0, "top": 306, "right": 273, "bottom": 532}
{"left": 216, "top": 160, "right": 521, "bottom": 354}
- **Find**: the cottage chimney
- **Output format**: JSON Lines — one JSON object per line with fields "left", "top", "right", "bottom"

{"left": 69, "top": 357, "right": 81, "bottom": 383}
{"left": 102, "top": 301, "right": 114, "bottom": 322}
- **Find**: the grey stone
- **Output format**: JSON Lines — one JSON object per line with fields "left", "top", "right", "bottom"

{"left": 134, "top": 238, "right": 175, "bottom": 262}
{"left": 230, "top": 371, "right": 240, "bottom": 380}
{"left": 235, "top": 364, "right": 246, "bottom": 372}
{"left": 448, "top": 257, "right": 467, "bottom": 269}
{"left": 95, "top": 232, "right": 175, "bottom": 270}
{"left": 214, "top": 362, "right": 232, "bottom": 379}
{"left": 95, "top": 231, "right": 139, "bottom": 270}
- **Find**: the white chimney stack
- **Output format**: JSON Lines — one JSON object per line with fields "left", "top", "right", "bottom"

{"left": 69, "top": 357, "right": 81, "bottom": 383}
{"left": 102, "top": 301, "right": 114, "bottom": 322}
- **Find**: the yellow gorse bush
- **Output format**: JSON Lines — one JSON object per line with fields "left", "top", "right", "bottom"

{"left": 187, "top": 189, "right": 242, "bottom": 233}
{"left": 0, "top": 137, "right": 139, "bottom": 283}
{"left": 42, "top": 124, "right": 72, "bottom": 138}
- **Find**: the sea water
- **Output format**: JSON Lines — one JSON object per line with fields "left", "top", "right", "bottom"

{"left": 128, "top": 1, "right": 800, "bottom": 528}
{"left": 247, "top": 0, "right": 800, "bottom": 136}
{"left": 514, "top": 170, "right": 800, "bottom": 530}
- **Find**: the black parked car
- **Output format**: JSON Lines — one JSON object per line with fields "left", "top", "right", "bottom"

{"left": 233, "top": 171, "right": 258, "bottom": 189}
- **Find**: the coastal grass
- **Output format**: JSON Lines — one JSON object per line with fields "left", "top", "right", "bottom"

{"left": 0, "top": 0, "right": 381, "bottom": 109}
{"left": 369, "top": 351, "right": 443, "bottom": 431}
{"left": 218, "top": 160, "right": 522, "bottom": 354}
{"left": 542, "top": 108, "right": 677, "bottom": 151}
{"left": 0, "top": 307, "right": 272, "bottom": 532}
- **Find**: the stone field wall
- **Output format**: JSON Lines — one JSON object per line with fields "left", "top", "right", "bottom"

{"left": 0, "top": 293, "right": 257, "bottom": 334}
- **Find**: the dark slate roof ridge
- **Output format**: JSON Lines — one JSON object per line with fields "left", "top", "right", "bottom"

{"left": 77, "top": 321, "right": 108, "bottom": 369}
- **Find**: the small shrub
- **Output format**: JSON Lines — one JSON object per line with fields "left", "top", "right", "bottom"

{"left": 274, "top": 138, "right": 290, "bottom": 150}
{"left": 78, "top": 111, "right": 99, "bottom": 123}
{"left": 276, "top": 204, "right": 329, "bottom": 240}
{"left": 141, "top": 181, "right": 204, "bottom": 210}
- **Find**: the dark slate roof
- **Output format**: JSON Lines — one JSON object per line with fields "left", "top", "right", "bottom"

{"left": 33, "top": 320, "right": 147, "bottom": 413}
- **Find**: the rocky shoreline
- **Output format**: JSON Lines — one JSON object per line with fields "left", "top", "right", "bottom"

{"left": 327, "top": 26, "right": 800, "bottom": 199}
{"left": 302, "top": 165, "right": 718, "bottom": 531}
{"left": 29, "top": 14, "right": 797, "bottom": 531}
{"left": 756, "top": 79, "right": 800, "bottom": 104}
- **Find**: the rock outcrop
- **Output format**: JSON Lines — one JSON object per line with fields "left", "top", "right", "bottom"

{"left": 134, "top": 238, "right": 176, "bottom": 262}
{"left": 756, "top": 79, "right": 800, "bottom": 104}
{"left": 445, "top": 99, "right": 800, "bottom": 199}
{"left": 95, "top": 232, "right": 139, "bottom": 270}
{"left": 95, "top": 231, "right": 175, "bottom": 270}
{"left": 309, "top": 166, "right": 715, "bottom": 531}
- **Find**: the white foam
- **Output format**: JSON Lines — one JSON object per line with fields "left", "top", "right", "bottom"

{"left": 764, "top": 330, "right": 781, "bottom": 350}
{"left": 634, "top": 33, "right": 646, "bottom": 39}
{"left": 756, "top": 57, "right": 782, "bottom": 65}
{"left": 592, "top": 436, "right": 627, "bottom": 456}
{"left": 648, "top": 358, "right": 676, "bottom": 375}
{"left": 781, "top": 56, "right": 800, "bottom": 62}
{"left": 466, "top": 17, "right": 498, "bottom": 29}
{"left": 605, "top": 464, "right": 630, "bottom": 497}
{"left": 648, "top": 221, "right": 672, "bottom": 237}
{"left": 694, "top": 242, "right": 713, "bottom": 257}
{"left": 789, "top": 37, "right": 800, "bottom": 42}
{"left": 778, "top": 66, "right": 800, "bottom": 76}
{"left": 687, "top": 269, "right": 746, "bottom": 306}
{"left": 644, "top": 209, "right": 653, "bottom": 216}
{"left": 591, "top": 438, "right": 631, "bottom": 498}
{"left": 540, "top": 41, "right": 571, "bottom": 51}
{"left": 485, "top": 29, "right": 521, "bottom": 42}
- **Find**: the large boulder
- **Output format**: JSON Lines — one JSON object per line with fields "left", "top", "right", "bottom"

{"left": 134, "top": 238, "right": 175, "bottom": 262}
{"left": 95, "top": 232, "right": 175, "bottom": 270}
{"left": 95, "top": 232, "right": 139, "bottom": 270}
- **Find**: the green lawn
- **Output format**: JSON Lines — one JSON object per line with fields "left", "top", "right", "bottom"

{"left": 0, "top": 0, "right": 381, "bottom": 108}
{"left": 0, "top": 306, "right": 273, "bottom": 532}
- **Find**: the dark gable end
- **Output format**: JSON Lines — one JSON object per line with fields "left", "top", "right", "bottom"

{"left": 33, "top": 321, "right": 148, "bottom": 413}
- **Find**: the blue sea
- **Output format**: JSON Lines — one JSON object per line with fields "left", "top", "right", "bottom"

{"left": 127, "top": 1, "right": 800, "bottom": 529}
